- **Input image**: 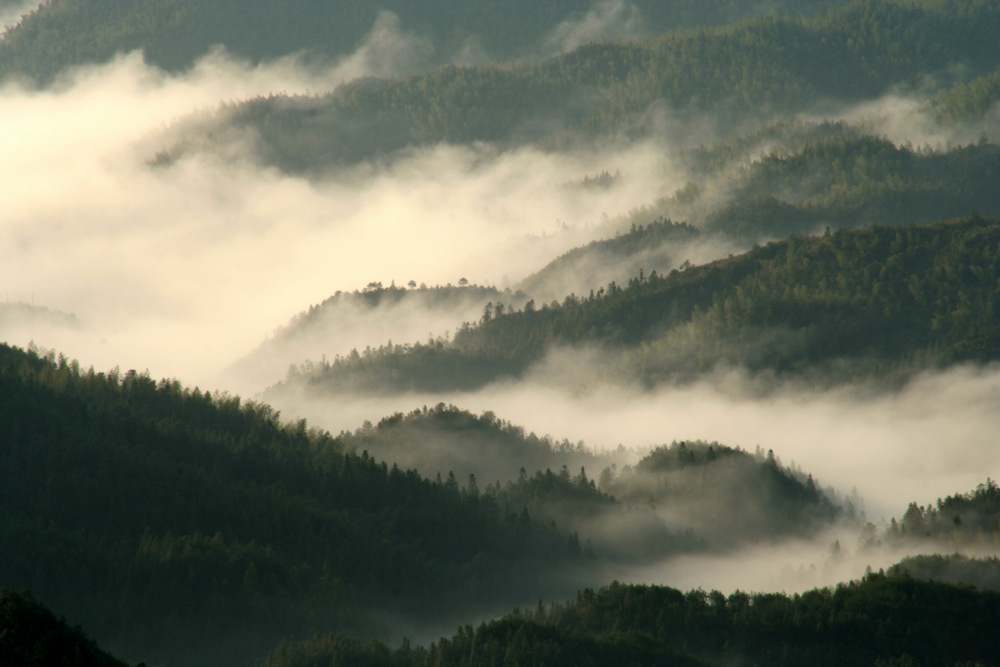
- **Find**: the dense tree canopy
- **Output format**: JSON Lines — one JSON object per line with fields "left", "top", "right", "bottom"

{"left": 152, "top": 1, "right": 1000, "bottom": 172}
{"left": 0, "top": 588, "right": 132, "bottom": 667}
{"left": 264, "top": 573, "right": 1000, "bottom": 667}
{"left": 0, "top": 343, "right": 588, "bottom": 666}
{"left": 0, "top": 0, "right": 850, "bottom": 84}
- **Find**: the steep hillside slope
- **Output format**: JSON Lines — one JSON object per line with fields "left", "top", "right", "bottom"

{"left": 277, "top": 216, "right": 1000, "bottom": 394}
{"left": 0, "top": 343, "right": 587, "bottom": 666}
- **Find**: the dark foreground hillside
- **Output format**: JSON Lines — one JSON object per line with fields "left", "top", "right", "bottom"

{"left": 264, "top": 573, "right": 1000, "bottom": 667}
{"left": 0, "top": 588, "right": 132, "bottom": 667}
{"left": 0, "top": 343, "right": 588, "bottom": 666}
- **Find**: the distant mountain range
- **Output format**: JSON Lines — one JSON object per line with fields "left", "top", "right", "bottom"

{"left": 0, "top": 0, "right": 849, "bottom": 83}
{"left": 148, "top": 1, "right": 1000, "bottom": 173}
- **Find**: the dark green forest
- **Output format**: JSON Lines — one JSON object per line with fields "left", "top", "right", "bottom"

{"left": 0, "top": 588, "right": 132, "bottom": 667}
{"left": 0, "top": 343, "right": 592, "bottom": 665}
{"left": 679, "top": 131, "right": 1000, "bottom": 241}
{"left": 263, "top": 573, "right": 1000, "bottom": 667}
{"left": 279, "top": 216, "right": 1000, "bottom": 395}
{"left": 518, "top": 127, "right": 1000, "bottom": 297}
{"left": 881, "top": 478, "right": 1000, "bottom": 549}
{"left": 5, "top": 1, "right": 1000, "bottom": 666}
{"left": 151, "top": 1, "right": 1000, "bottom": 172}
{"left": 934, "top": 67, "right": 1000, "bottom": 125}
{"left": 0, "top": 0, "right": 850, "bottom": 84}
{"left": 0, "top": 341, "right": 845, "bottom": 665}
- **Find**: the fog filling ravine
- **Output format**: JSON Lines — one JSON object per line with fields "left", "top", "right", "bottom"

{"left": 0, "top": 55, "right": 687, "bottom": 386}
{"left": 265, "top": 363, "right": 1000, "bottom": 525}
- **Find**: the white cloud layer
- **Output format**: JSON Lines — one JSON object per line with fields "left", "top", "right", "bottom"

{"left": 0, "top": 46, "right": 685, "bottom": 390}
{"left": 270, "top": 362, "right": 1000, "bottom": 525}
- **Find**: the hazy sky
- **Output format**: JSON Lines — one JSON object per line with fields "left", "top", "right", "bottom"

{"left": 0, "top": 45, "right": 682, "bottom": 388}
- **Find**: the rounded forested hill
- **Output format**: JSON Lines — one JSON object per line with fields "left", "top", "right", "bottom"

{"left": 337, "top": 402, "right": 617, "bottom": 486}
{"left": 0, "top": 0, "right": 849, "bottom": 84}
{"left": 604, "top": 440, "right": 841, "bottom": 545}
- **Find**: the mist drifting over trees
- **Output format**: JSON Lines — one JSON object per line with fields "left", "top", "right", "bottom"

{"left": 3, "top": 1, "right": 1000, "bottom": 665}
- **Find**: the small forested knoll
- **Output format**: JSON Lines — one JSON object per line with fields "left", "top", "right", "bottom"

{"left": 226, "top": 283, "right": 508, "bottom": 390}
{"left": 0, "top": 0, "right": 850, "bottom": 85}
{"left": 888, "top": 554, "right": 1000, "bottom": 592}
{"left": 338, "top": 403, "right": 619, "bottom": 489}
{"left": 274, "top": 284, "right": 510, "bottom": 345}
{"left": 874, "top": 478, "right": 1000, "bottom": 549}
{"left": 0, "top": 301, "right": 79, "bottom": 331}
{"left": 264, "top": 574, "right": 1000, "bottom": 667}
{"left": 0, "top": 343, "right": 589, "bottom": 667}
{"left": 154, "top": 1, "right": 1000, "bottom": 172}
{"left": 278, "top": 216, "right": 1000, "bottom": 395}
{"left": 598, "top": 440, "right": 841, "bottom": 548}
{"left": 0, "top": 588, "right": 133, "bottom": 667}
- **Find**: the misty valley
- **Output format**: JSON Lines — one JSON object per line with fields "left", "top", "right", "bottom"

{"left": 2, "top": 1, "right": 1000, "bottom": 665}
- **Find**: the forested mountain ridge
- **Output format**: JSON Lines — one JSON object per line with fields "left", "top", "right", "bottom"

{"left": 0, "top": 0, "right": 851, "bottom": 84}
{"left": 504, "top": 129, "right": 1000, "bottom": 300}
{"left": 935, "top": 66, "right": 1000, "bottom": 125}
{"left": 0, "top": 300, "right": 79, "bottom": 331}
{"left": 152, "top": 0, "right": 1000, "bottom": 172}
{"left": 0, "top": 343, "right": 590, "bottom": 666}
{"left": 515, "top": 218, "right": 703, "bottom": 302}
{"left": 0, "top": 339, "right": 854, "bottom": 664}
{"left": 264, "top": 573, "right": 1000, "bottom": 667}
{"left": 224, "top": 284, "right": 513, "bottom": 391}
{"left": 684, "top": 133, "right": 1000, "bottom": 241}
{"left": 277, "top": 215, "right": 1000, "bottom": 395}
